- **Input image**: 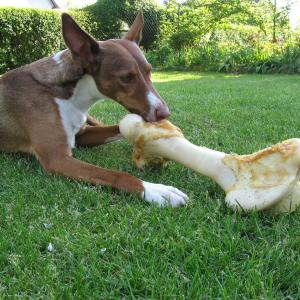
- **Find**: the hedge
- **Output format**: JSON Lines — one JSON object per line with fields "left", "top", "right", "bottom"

{"left": 0, "top": 8, "right": 102, "bottom": 73}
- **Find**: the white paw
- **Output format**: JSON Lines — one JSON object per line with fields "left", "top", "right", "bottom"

{"left": 141, "top": 181, "right": 188, "bottom": 207}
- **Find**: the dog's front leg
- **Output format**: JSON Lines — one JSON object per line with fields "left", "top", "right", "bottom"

{"left": 27, "top": 115, "right": 187, "bottom": 207}
{"left": 76, "top": 125, "right": 122, "bottom": 147}
{"left": 35, "top": 147, "right": 188, "bottom": 207}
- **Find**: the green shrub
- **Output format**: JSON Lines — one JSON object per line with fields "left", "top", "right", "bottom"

{"left": 169, "top": 30, "right": 197, "bottom": 51}
{"left": 147, "top": 40, "right": 300, "bottom": 74}
{"left": 84, "top": 0, "right": 123, "bottom": 41}
{"left": 122, "top": 0, "right": 162, "bottom": 50}
{"left": 147, "top": 0, "right": 299, "bottom": 74}
{"left": 86, "top": 0, "right": 162, "bottom": 49}
{"left": 0, "top": 7, "right": 101, "bottom": 73}
{"left": 145, "top": 42, "right": 172, "bottom": 65}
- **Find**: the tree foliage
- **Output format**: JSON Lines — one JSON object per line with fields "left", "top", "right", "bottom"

{"left": 84, "top": 0, "right": 124, "bottom": 40}
{"left": 86, "top": 0, "right": 162, "bottom": 49}
{"left": 0, "top": 1, "right": 296, "bottom": 74}
{"left": 159, "top": 0, "right": 292, "bottom": 51}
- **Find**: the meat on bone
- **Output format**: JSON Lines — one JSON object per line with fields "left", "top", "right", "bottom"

{"left": 119, "top": 114, "right": 300, "bottom": 214}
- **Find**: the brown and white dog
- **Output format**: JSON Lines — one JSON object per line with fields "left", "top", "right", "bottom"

{"left": 0, "top": 12, "right": 188, "bottom": 207}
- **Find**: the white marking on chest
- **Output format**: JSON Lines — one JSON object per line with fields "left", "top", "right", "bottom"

{"left": 55, "top": 74, "right": 104, "bottom": 148}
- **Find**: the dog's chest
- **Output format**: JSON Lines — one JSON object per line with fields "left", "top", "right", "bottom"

{"left": 55, "top": 99, "right": 87, "bottom": 148}
{"left": 54, "top": 74, "right": 103, "bottom": 148}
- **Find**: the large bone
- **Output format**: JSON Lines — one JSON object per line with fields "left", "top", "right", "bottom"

{"left": 119, "top": 114, "right": 300, "bottom": 214}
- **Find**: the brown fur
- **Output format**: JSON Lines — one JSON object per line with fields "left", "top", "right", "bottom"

{"left": 0, "top": 12, "right": 169, "bottom": 196}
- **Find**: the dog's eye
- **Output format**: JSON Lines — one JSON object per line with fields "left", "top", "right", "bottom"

{"left": 121, "top": 74, "right": 135, "bottom": 83}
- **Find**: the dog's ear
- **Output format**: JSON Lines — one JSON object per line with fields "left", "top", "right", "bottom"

{"left": 124, "top": 10, "right": 144, "bottom": 45}
{"left": 61, "top": 13, "right": 99, "bottom": 63}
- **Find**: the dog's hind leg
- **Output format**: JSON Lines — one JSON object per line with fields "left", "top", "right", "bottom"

{"left": 76, "top": 125, "right": 122, "bottom": 147}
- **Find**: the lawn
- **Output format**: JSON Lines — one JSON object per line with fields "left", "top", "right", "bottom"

{"left": 1, "top": 71, "right": 300, "bottom": 298}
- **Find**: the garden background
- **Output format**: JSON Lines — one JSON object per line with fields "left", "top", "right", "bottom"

{"left": 1, "top": 0, "right": 300, "bottom": 74}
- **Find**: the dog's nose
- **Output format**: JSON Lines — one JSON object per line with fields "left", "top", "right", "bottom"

{"left": 155, "top": 105, "right": 170, "bottom": 121}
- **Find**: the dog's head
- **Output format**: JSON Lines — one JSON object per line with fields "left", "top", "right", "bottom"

{"left": 61, "top": 12, "right": 170, "bottom": 122}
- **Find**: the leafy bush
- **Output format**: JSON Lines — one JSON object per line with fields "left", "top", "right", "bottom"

{"left": 146, "top": 41, "right": 300, "bottom": 74}
{"left": 145, "top": 42, "right": 172, "bottom": 66}
{"left": 147, "top": 10, "right": 300, "bottom": 75}
{"left": 123, "top": 0, "right": 162, "bottom": 50}
{"left": 145, "top": 0, "right": 299, "bottom": 74}
{"left": 169, "top": 30, "right": 198, "bottom": 51}
{"left": 86, "top": 0, "right": 162, "bottom": 49}
{"left": 0, "top": 7, "right": 101, "bottom": 73}
{"left": 84, "top": 0, "right": 123, "bottom": 40}
{"left": 1, "top": 2, "right": 299, "bottom": 75}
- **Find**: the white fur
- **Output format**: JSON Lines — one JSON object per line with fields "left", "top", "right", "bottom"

{"left": 55, "top": 74, "right": 104, "bottom": 148}
{"left": 54, "top": 99, "right": 87, "bottom": 148}
{"left": 147, "top": 91, "right": 161, "bottom": 109}
{"left": 52, "top": 49, "right": 66, "bottom": 64}
{"left": 141, "top": 181, "right": 188, "bottom": 207}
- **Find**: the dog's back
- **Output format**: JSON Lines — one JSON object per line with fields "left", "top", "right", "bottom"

{"left": 0, "top": 69, "right": 32, "bottom": 152}
{"left": 0, "top": 51, "right": 82, "bottom": 153}
{"left": 0, "top": 61, "right": 62, "bottom": 153}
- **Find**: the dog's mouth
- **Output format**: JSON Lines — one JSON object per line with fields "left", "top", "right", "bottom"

{"left": 128, "top": 110, "right": 170, "bottom": 123}
{"left": 128, "top": 107, "right": 170, "bottom": 123}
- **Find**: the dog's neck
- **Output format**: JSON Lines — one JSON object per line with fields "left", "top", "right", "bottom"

{"left": 32, "top": 49, "right": 84, "bottom": 85}
{"left": 66, "top": 73, "right": 103, "bottom": 112}
{"left": 29, "top": 49, "right": 103, "bottom": 108}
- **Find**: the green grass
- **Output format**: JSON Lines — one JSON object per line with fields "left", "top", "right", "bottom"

{"left": 1, "top": 72, "right": 300, "bottom": 299}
